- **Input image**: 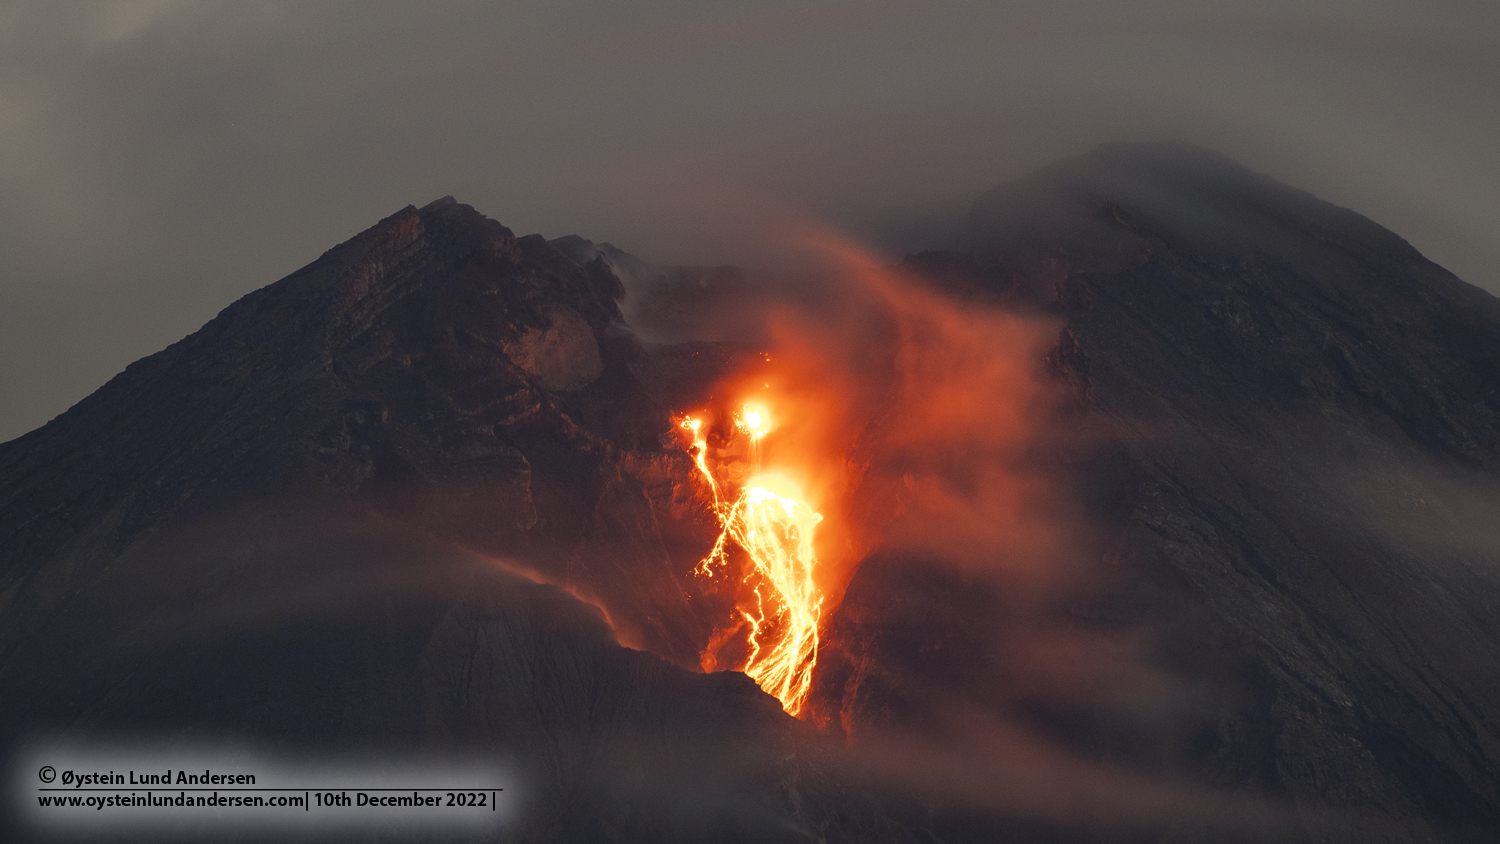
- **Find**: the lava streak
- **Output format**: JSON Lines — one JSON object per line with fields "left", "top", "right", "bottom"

{"left": 679, "top": 408, "right": 825, "bottom": 717}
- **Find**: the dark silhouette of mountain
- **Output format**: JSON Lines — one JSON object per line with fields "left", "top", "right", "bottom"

{"left": 4, "top": 145, "right": 1500, "bottom": 842}
{"left": 813, "top": 143, "right": 1500, "bottom": 842}
{"left": 0, "top": 199, "right": 876, "bottom": 842}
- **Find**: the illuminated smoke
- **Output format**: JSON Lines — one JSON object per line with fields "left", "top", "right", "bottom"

{"left": 678, "top": 407, "right": 825, "bottom": 717}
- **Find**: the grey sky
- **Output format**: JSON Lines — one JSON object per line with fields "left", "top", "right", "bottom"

{"left": 2, "top": 0, "right": 1497, "bottom": 442}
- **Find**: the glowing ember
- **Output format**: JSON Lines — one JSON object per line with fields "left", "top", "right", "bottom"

{"left": 678, "top": 416, "right": 721, "bottom": 501}
{"left": 678, "top": 406, "right": 825, "bottom": 717}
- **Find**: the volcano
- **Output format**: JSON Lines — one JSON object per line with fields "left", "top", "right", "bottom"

{"left": 3, "top": 144, "right": 1499, "bottom": 842}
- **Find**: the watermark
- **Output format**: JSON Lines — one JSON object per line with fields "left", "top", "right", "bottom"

{"left": 11, "top": 739, "right": 515, "bottom": 836}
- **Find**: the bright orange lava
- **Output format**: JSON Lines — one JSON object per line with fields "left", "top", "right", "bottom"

{"left": 678, "top": 406, "right": 824, "bottom": 717}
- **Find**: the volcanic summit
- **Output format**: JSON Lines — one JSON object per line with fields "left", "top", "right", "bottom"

{"left": 3, "top": 144, "right": 1499, "bottom": 843}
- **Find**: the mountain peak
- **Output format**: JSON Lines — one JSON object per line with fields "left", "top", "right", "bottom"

{"left": 961, "top": 141, "right": 1426, "bottom": 271}
{"left": 7, "top": 154, "right": 1500, "bottom": 841}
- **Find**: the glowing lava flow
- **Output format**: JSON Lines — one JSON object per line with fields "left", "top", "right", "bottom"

{"left": 678, "top": 407, "right": 824, "bottom": 717}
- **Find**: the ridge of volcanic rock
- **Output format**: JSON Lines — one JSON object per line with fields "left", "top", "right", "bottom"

{"left": 855, "top": 142, "right": 1500, "bottom": 841}
{"left": 0, "top": 196, "right": 726, "bottom": 668}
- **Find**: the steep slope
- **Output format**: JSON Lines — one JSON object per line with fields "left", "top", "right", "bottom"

{"left": 0, "top": 198, "right": 902, "bottom": 842}
{"left": 0, "top": 197, "right": 717, "bottom": 666}
{"left": 7, "top": 146, "right": 1500, "bottom": 843}
{"left": 816, "top": 143, "right": 1500, "bottom": 842}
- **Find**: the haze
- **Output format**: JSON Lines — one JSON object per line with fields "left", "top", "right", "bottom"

{"left": 1, "top": 0, "right": 1497, "bottom": 442}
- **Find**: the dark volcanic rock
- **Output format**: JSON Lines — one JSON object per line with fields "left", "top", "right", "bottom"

{"left": 0, "top": 198, "right": 912, "bottom": 842}
{"left": 0, "top": 197, "right": 717, "bottom": 667}
{"left": 7, "top": 145, "right": 1500, "bottom": 843}
{"left": 821, "top": 143, "right": 1500, "bottom": 842}
{"left": 547, "top": 234, "right": 762, "bottom": 345}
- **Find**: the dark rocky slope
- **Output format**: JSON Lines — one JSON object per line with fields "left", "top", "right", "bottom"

{"left": 0, "top": 198, "right": 894, "bottom": 842}
{"left": 4, "top": 145, "right": 1500, "bottom": 842}
{"left": 813, "top": 144, "right": 1500, "bottom": 842}
{"left": 0, "top": 198, "right": 726, "bottom": 671}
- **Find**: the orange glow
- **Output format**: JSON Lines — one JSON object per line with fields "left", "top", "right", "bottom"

{"left": 775, "top": 228, "right": 1068, "bottom": 584}
{"left": 678, "top": 406, "right": 825, "bottom": 717}
{"left": 700, "top": 480, "right": 823, "bottom": 715}
{"left": 673, "top": 221, "right": 1070, "bottom": 725}
{"left": 678, "top": 415, "right": 721, "bottom": 502}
